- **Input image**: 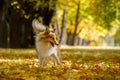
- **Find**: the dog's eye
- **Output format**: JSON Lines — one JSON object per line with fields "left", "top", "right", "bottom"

{"left": 52, "top": 37, "right": 54, "bottom": 39}
{"left": 51, "top": 31, "right": 54, "bottom": 33}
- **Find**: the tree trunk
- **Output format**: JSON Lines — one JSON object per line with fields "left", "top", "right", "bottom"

{"left": 8, "top": 8, "right": 32, "bottom": 48}
{"left": 0, "top": 0, "right": 9, "bottom": 48}
{"left": 59, "top": 7, "right": 67, "bottom": 44}
{"left": 41, "top": 0, "right": 57, "bottom": 26}
{"left": 72, "top": 1, "right": 80, "bottom": 45}
{"left": 66, "top": 32, "right": 73, "bottom": 45}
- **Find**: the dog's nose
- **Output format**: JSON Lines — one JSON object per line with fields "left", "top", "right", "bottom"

{"left": 55, "top": 41, "right": 59, "bottom": 45}
{"left": 56, "top": 43, "right": 59, "bottom": 45}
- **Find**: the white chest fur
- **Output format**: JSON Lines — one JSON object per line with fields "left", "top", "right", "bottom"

{"left": 35, "top": 41, "right": 57, "bottom": 58}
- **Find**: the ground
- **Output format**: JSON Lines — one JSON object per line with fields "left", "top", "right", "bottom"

{"left": 0, "top": 48, "right": 120, "bottom": 80}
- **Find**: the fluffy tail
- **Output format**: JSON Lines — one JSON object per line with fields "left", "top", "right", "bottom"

{"left": 32, "top": 19, "right": 46, "bottom": 34}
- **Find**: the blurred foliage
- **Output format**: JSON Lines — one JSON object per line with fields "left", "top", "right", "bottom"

{"left": 0, "top": 49, "right": 120, "bottom": 79}
{"left": 5, "top": 0, "right": 120, "bottom": 46}
{"left": 115, "top": 27, "right": 120, "bottom": 43}
{"left": 88, "top": 0, "right": 119, "bottom": 29}
{"left": 55, "top": 0, "right": 120, "bottom": 45}
{"left": 10, "top": 0, "right": 57, "bottom": 25}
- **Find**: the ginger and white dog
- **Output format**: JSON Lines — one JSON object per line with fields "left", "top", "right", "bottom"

{"left": 32, "top": 19, "right": 61, "bottom": 66}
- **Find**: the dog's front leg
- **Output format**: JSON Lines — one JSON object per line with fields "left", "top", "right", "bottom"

{"left": 51, "top": 55, "right": 58, "bottom": 66}
{"left": 40, "top": 58, "right": 45, "bottom": 66}
{"left": 38, "top": 55, "right": 45, "bottom": 66}
{"left": 51, "top": 53, "right": 61, "bottom": 65}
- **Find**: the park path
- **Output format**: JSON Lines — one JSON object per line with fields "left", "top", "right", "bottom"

{"left": 60, "top": 45, "right": 120, "bottom": 50}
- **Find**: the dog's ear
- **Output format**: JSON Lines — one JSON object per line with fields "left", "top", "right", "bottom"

{"left": 51, "top": 23, "right": 56, "bottom": 32}
{"left": 45, "top": 27, "right": 50, "bottom": 34}
{"left": 32, "top": 19, "right": 46, "bottom": 34}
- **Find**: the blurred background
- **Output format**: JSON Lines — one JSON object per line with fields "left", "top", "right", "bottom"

{"left": 0, "top": 0, "right": 120, "bottom": 48}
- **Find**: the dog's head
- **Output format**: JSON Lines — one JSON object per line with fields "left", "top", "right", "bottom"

{"left": 32, "top": 19, "right": 59, "bottom": 47}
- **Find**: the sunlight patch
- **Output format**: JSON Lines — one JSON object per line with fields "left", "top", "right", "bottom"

{"left": 0, "top": 59, "right": 39, "bottom": 62}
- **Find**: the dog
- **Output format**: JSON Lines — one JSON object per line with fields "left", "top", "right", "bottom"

{"left": 32, "top": 19, "right": 61, "bottom": 66}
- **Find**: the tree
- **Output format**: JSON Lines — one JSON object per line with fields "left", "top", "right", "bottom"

{"left": 59, "top": 7, "right": 67, "bottom": 44}
{"left": 72, "top": 0, "right": 80, "bottom": 45}
{"left": 0, "top": 0, "right": 9, "bottom": 48}
{"left": 0, "top": 0, "right": 57, "bottom": 48}
{"left": 57, "top": 0, "right": 120, "bottom": 46}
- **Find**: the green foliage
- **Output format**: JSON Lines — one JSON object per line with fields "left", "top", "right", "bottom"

{"left": 56, "top": 0, "right": 120, "bottom": 45}
{"left": 0, "top": 49, "right": 120, "bottom": 79}
{"left": 88, "top": 0, "right": 118, "bottom": 29}
{"left": 7, "top": 0, "right": 120, "bottom": 46}
{"left": 115, "top": 27, "right": 120, "bottom": 42}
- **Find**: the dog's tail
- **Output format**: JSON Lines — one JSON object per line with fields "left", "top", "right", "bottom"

{"left": 32, "top": 19, "right": 46, "bottom": 34}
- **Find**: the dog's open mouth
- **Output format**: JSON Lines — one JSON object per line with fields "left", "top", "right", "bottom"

{"left": 50, "top": 42, "right": 54, "bottom": 47}
{"left": 50, "top": 41, "right": 59, "bottom": 47}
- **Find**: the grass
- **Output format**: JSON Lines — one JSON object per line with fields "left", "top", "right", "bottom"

{"left": 0, "top": 48, "right": 120, "bottom": 80}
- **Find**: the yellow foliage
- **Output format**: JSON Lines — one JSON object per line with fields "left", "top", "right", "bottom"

{"left": 0, "top": 49, "right": 120, "bottom": 79}
{"left": 24, "top": 15, "right": 30, "bottom": 19}
{"left": 11, "top": 1, "right": 18, "bottom": 6}
{"left": 16, "top": 5, "right": 20, "bottom": 9}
